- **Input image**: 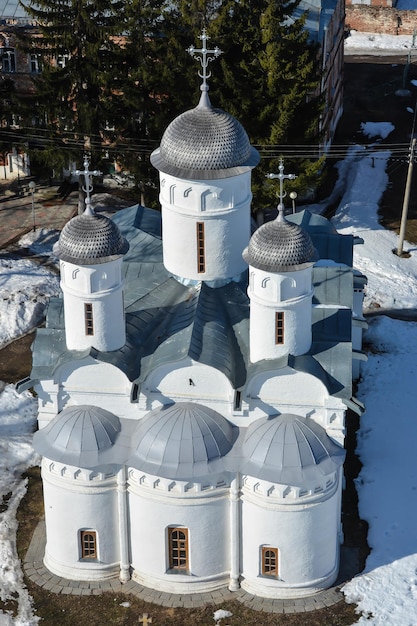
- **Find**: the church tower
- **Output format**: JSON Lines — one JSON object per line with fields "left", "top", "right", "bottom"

{"left": 54, "top": 158, "right": 129, "bottom": 352}
{"left": 243, "top": 164, "right": 316, "bottom": 362}
{"left": 151, "top": 31, "right": 259, "bottom": 285}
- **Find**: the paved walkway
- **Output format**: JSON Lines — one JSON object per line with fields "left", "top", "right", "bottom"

{"left": 24, "top": 519, "right": 358, "bottom": 613}
{"left": 0, "top": 185, "right": 78, "bottom": 249}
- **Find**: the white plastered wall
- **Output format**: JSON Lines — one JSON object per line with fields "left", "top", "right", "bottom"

{"left": 240, "top": 473, "right": 341, "bottom": 598}
{"left": 248, "top": 266, "right": 313, "bottom": 362}
{"left": 128, "top": 471, "right": 231, "bottom": 593}
{"left": 60, "top": 258, "right": 125, "bottom": 352}
{"left": 36, "top": 358, "right": 135, "bottom": 428}
{"left": 159, "top": 172, "right": 252, "bottom": 281}
{"left": 41, "top": 459, "right": 120, "bottom": 581}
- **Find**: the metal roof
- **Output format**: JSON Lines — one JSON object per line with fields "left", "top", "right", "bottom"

{"left": 31, "top": 205, "right": 354, "bottom": 403}
{"left": 56, "top": 211, "right": 129, "bottom": 265}
{"left": 128, "top": 402, "right": 236, "bottom": 479}
{"left": 241, "top": 413, "right": 345, "bottom": 485}
{"left": 151, "top": 92, "right": 259, "bottom": 180}
{"left": 243, "top": 212, "right": 316, "bottom": 272}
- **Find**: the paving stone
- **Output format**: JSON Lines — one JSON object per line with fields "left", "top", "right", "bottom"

{"left": 69, "top": 588, "right": 84, "bottom": 596}
{"left": 51, "top": 584, "right": 63, "bottom": 594}
{"left": 92, "top": 589, "right": 103, "bottom": 595}
{"left": 61, "top": 587, "right": 74, "bottom": 595}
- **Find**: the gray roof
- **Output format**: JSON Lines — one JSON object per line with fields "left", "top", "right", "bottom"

{"left": 30, "top": 205, "right": 354, "bottom": 410}
{"left": 33, "top": 405, "right": 122, "bottom": 467}
{"left": 56, "top": 210, "right": 129, "bottom": 265}
{"left": 128, "top": 402, "right": 236, "bottom": 479}
{"left": 243, "top": 211, "right": 316, "bottom": 272}
{"left": 151, "top": 92, "right": 260, "bottom": 180}
{"left": 241, "top": 413, "right": 345, "bottom": 485}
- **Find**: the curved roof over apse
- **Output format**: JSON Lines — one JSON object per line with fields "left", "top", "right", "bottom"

{"left": 241, "top": 413, "right": 345, "bottom": 486}
{"left": 55, "top": 211, "right": 129, "bottom": 265}
{"left": 151, "top": 92, "right": 259, "bottom": 180}
{"left": 32, "top": 405, "right": 121, "bottom": 467}
{"left": 129, "top": 402, "right": 235, "bottom": 479}
{"left": 243, "top": 211, "right": 316, "bottom": 272}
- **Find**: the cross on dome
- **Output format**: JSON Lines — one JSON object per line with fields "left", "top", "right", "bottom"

{"left": 72, "top": 155, "right": 102, "bottom": 215}
{"left": 266, "top": 159, "right": 297, "bottom": 220}
{"left": 187, "top": 29, "right": 222, "bottom": 94}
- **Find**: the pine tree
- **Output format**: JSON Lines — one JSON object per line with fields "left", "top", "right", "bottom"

{"left": 208, "top": 0, "right": 324, "bottom": 209}
{"left": 17, "top": 0, "right": 125, "bottom": 182}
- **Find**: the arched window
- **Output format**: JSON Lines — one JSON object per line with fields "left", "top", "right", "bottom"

{"left": 261, "top": 546, "right": 279, "bottom": 577}
{"left": 168, "top": 527, "right": 189, "bottom": 570}
{"left": 80, "top": 530, "right": 97, "bottom": 559}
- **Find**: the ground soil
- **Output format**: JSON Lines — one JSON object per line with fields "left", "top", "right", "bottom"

{"left": 3, "top": 57, "right": 413, "bottom": 624}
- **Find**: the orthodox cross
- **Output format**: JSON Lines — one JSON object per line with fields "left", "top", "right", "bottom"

{"left": 266, "top": 159, "right": 297, "bottom": 216}
{"left": 138, "top": 613, "right": 153, "bottom": 625}
{"left": 187, "top": 29, "right": 222, "bottom": 91}
{"left": 72, "top": 155, "right": 102, "bottom": 214}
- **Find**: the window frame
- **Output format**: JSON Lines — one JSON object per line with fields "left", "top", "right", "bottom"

{"left": 261, "top": 546, "right": 279, "bottom": 577}
{"left": 168, "top": 527, "right": 189, "bottom": 571}
{"left": 196, "top": 221, "right": 205, "bottom": 274}
{"left": 275, "top": 311, "right": 284, "bottom": 345}
{"left": 84, "top": 302, "right": 94, "bottom": 336}
{"left": 80, "top": 530, "right": 97, "bottom": 559}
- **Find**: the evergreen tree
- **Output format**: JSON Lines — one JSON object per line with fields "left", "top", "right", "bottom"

{"left": 17, "top": 0, "right": 125, "bottom": 186}
{"left": 208, "top": 0, "right": 324, "bottom": 210}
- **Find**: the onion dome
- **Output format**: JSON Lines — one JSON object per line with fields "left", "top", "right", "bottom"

{"left": 243, "top": 207, "right": 315, "bottom": 272}
{"left": 33, "top": 405, "right": 121, "bottom": 467}
{"left": 56, "top": 206, "right": 129, "bottom": 265}
{"left": 151, "top": 91, "right": 260, "bottom": 180}
{"left": 129, "top": 402, "right": 235, "bottom": 479}
{"left": 242, "top": 414, "right": 345, "bottom": 486}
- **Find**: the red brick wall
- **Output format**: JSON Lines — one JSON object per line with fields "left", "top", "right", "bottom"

{"left": 346, "top": 6, "right": 417, "bottom": 35}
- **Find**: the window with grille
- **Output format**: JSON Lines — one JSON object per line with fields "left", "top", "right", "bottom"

{"left": 80, "top": 530, "right": 97, "bottom": 559}
{"left": 261, "top": 546, "right": 279, "bottom": 576}
{"left": 168, "top": 527, "right": 189, "bottom": 570}
{"left": 84, "top": 302, "right": 94, "bottom": 335}
{"left": 196, "top": 222, "right": 205, "bottom": 273}
{"left": 275, "top": 311, "right": 284, "bottom": 344}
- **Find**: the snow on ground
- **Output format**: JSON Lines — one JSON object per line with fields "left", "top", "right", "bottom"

{"left": 0, "top": 49, "right": 416, "bottom": 626}
{"left": 345, "top": 30, "right": 417, "bottom": 55}
{"left": 0, "top": 230, "right": 60, "bottom": 349}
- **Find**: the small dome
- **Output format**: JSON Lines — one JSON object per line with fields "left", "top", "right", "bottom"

{"left": 151, "top": 93, "right": 259, "bottom": 180}
{"left": 243, "top": 212, "right": 315, "bottom": 272}
{"left": 129, "top": 402, "right": 235, "bottom": 479}
{"left": 242, "top": 414, "right": 345, "bottom": 486}
{"left": 56, "top": 212, "right": 129, "bottom": 265}
{"left": 33, "top": 405, "right": 121, "bottom": 467}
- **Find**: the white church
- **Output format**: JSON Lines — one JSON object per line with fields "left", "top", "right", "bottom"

{"left": 24, "top": 33, "right": 367, "bottom": 599}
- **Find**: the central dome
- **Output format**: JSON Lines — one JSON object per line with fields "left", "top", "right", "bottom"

{"left": 151, "top": 92, "right": 259, "bottom": 179}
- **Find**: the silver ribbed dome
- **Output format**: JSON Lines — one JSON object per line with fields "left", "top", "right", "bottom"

{"left": 151, "top": 92, "right": 259, "bottom": 180}
{"left": 242, "top": 414, "right": 345, "bottom": 486}
{"left": 56, "top": 211, "right": 129, "bottom": 265}
{"left": 33, "top": 405, "right": 121, "bottom": 467}
{"left": 129, "top": 402, "right": 235, "bottom": 479}
{"left": 243, "top": 212, "right": 315, "bottom": 272}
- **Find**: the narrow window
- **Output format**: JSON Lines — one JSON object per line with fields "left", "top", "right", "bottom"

{"left": 262, "top": 547, "right": 279, "bottom": 576}
{"left": 234, "top": 390, "right": 242, "bottom": 410}
{"left": 275, "top": 311, "right": 284, "bottom": 344}
{"left": 168, "top": 527, "right": 189, "bottom": 570}
{"left": 80, "top": 530, "right": 97, "bottom": 559}
{"left": 196, "top": 222, "right": 205, "bottom": 273}
{"left": 2, "top": 49, "right": 16, "bottom": 73}
{"left": 84, "top": 302, "right": 94, "bottom": 335}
